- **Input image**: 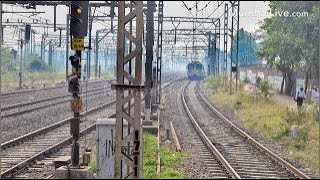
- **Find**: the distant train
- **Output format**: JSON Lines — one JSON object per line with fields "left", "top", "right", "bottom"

{"left": 187, "top": 61, "right": 205, "bottom": 80}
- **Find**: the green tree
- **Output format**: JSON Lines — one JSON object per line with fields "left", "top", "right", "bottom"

{"left": 237, "top": 28, "right": 260, "bottom": 65}
{"left": 1, "top": 47, "right": 17, "bottom": 72}
{"left": 257, "top": 1, "right": 320, "bottom": 95}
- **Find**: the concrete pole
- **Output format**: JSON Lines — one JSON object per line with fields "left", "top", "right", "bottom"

{"left": 1, "top": 27, "right": 3, "bottom": 45}
{"left": 318, "top": 16, "right": 320, "bottom": 179}
{"left": 105, "top": 47, "right": 108, "bottom": 70}
{"left": 33, "top": 31, "right": 36, "bottom": 55}
{"left": 95, "top": 30, "right": 99, "bottom": 79}
{"left": 208, "top": 31, "right": 211, "bottom": 75}
{"left": 49, "top": 41, "right": 52, "bottom": 67}
{"left": 43, "top": 37, "right": 46, "bottom": 64}
{"left": 19, "top": 39, "right": 23, "bottom": 89}
{"left": 235, "top": 2, "right": 240, "bottom": 92}
{"left": 30, "top": 31, "right": 32, "bottom": 55}
{"left": 66, "top": 14, "right": 69, "bottom": 82}
{"left": 145, "top": 1, "right": 155, "bottom": 123}
{"left": 88, "top": 7, "right": 92, "bottom": 79}
{"left": 40, "top": 35, "right": 43, "bottom": 60}
{"left": 0, "top": 1, "right": 2, "bottom": 178}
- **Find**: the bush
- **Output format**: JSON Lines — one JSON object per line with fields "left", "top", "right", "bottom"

{"left": 284, "top": 107, "right": 308, "bottom": 125}
{"left": 204, "top": 75, "right": 225, "bottom": 93}
{"left": 259, "top": 80, "right": 271, "bottom": 99}
{"left": 270, "top": 122, "right": 290, "bottom": 140}
{"left": 27, "top": 55, "right": 49, "bottom": 72}
{"left": 233, "top": 99, "right": 243, "bottom": 110}
{"left": 243, "top": 77, "right": 250, "bottom": 84}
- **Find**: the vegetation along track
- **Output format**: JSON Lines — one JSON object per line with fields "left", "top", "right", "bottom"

{"left": 0, "top": 78, "right": 177, "bottom": 178}
{"left": 181, "top": 81, "right": 311, "bottom": 179}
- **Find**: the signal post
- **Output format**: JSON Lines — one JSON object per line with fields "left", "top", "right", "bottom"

{"left": 69, "top": 0, "right": 88, "bottom": 168}
{"left": 54, "top": 1, "right": 92, "bottom": 179}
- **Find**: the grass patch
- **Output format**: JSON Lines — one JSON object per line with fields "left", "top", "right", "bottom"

{"left": 204, "top": 75, "right": 319, "bottom": 175}
{"left": 87, "top": 133, "right": 187, "bottom": 178}
{"left": 1, "top": 71, "right": 65, "bottom": 91}
{"left": 143, "top": 133, "right": 187, "bottom": 179}
{"left": 158, "top": 146, "right": 186, "bottom": 179}
{"left": 143, "top": 133, "right": 159, "bottom": 179}
{"left": 89, "top": 148, "right": 97, "bottom": 172}
{"left": 1, "top": 69, "right": 114, "bottom": 92}
{"left": 152, "top": 120, "right": 159, "bottom": 126}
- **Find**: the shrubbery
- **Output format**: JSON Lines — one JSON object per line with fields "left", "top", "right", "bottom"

{"left": 0, "top": 47, "right": 63, "bottom": 90}
{"left": 28, "top": 57, "right": 48, "bottom": 72}
{"left": 259, "top": 80, "right": 271, "bottom": 99}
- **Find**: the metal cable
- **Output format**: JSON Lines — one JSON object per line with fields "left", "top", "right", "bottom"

{"left": 197, "top": 1, "right": 212, "bottom": 12}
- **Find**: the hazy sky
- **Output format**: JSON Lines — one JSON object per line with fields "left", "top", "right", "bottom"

{"left": 2, "top": 1, "right": 270, "bottom": 31}
{"left": 1, "top": 1, "right": 271, "bottom": 48}
{"left": 163, "top": 1, "right": 270, "bottom": 33}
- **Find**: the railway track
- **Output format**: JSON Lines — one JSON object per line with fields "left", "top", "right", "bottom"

{"left": 181, "top": 81, "right": 311, "bottom": 179}
{"left": 1, "top": 86, "right": 111, "bottom": 118}
{"left": 0, "top": 78, "right": 177, "bottom": 179}
{"left": 1, "top": 80, "right": 110, "bottom": 105}
{"left": 0, "top": 99, "right": 115, "bottom": 178}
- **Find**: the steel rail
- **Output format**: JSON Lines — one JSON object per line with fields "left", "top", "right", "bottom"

{"left": 1, "top": 99, "right": 116, "bottom": 150}
{"left": 1, "top": 88, "right": 110, "bottom": 118}
{"left": 0, "top": 78, "right": 178, "bottom": 178}
{"left": 181, "top": 81, "right": 241, "bottom": 179}
{"left": 1, "top": 86, "right": 108, "bottom": 111}
{"left": 170, "top": 121, "right": 181, "bottom": 152}
{"left": 197, "top": 84, "right": 311, "bottom": 179}
{"left": 0, "top": 120, "right": 97, "bottom": 178}
{"left": 1, "top": 79, "right": 109, "bottom": 97}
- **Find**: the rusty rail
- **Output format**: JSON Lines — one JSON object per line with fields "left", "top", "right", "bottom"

{"left": 170, "top": 122, "right": 181, "bottom": 152}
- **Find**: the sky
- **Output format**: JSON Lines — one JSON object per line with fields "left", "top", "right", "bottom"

{"left": 163, "top": 1, "right": 270, "bottom": 33}
{"left": 2, "top": 1, "right": 270, "bottom": 32}
{"left": 1, "top": 1, "right": 271, "bottom": 50}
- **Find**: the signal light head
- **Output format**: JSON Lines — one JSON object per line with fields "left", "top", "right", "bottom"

{"left": 69, "top": 55, "right": 80, "bottom": 66}
{"left": 70, "top": 1, "right": 89, "bottom": 38}
{"left": 76, "top": 6, "right": 82, "bottom": 14}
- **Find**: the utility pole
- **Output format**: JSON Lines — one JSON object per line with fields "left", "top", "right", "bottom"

{"left": 0, "top": 1, "right": 2, "bottom": 178}
{"left": 105, "top": 47, "right": 108, "bottom": 70}
{"left": 66, "top": 14, "right": 69, "bottom": 82}
{"left": 48, "top": 40, "right": 53, "bottom": 67}
{"left": 88, "top": 7, "right": 93, "bottom": 79}
{"left": 19, "top": 39, "right": 23, "bottom": 89}
{"left": 145, "top": 1, "right": 155, "bottom": 124}
{"left": 95, "top": 30, "right": 98, "bottom": 79}
{"left": 208, "top": 31, "right": 211, "bottom": 75}
{"left": 249, "top": 33, "right": 251, "bottom": 64}
{"left": 30, "top": 31, "right": 32, "bottom": 55}
{"left": 318, "top": 15, "right": 320, "bottom": 179}
{"left": 98, "top": 62, "right": 101, "bottom": 78}
{"left": 223, "top": 3, "right": 228, "bottom": 88}
{"left": 33, "top": 31, "right": 36, "bottom": 55}
{"left": 230, "top": 1, "right": 240, "bottom": 94}
{"left": 113, "top": 1, "right": 143, "bottom": 178}
{"left": 41, "top": 35, "right": 44, "bottom": 60}
{"left": 235, "top": 2, "right": 240, "bottom": 92}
